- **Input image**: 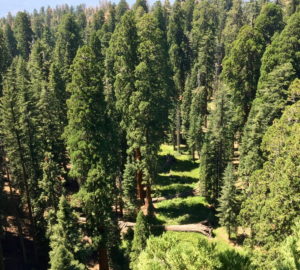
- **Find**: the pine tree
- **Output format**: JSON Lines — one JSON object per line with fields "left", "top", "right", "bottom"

{"left": 14, "top": 12, "right": 33, "bottom": 60}
{"left": 130, "top": 211, "right": 151, "bottom": 269}
{"left": 198, "top": 84, "right": 234, "bottom": 201}
{"left": 239, "top": 80, "right": 300, "bottom": 246}
{"left": 222, "top": 25, "right": 264, "bottom": 128}
{"left": 49, "top": 196, "right": 84, "bottom": 269}
{"left": 128, "top": 13, "right": 171, "bottom": 213}
{"left": 239, "top": 11, "right": 300, "bottom": 184}
{"left": 185, "top": 0, "right": 218, "bottom": 154}
{"left": 116, "top": 0, "right": 129, "bottom": 23}
{"left": 167, "top": 0, "right": 190, "bottom": 153}
{"left": 1, "top": 58, "right": 40, "bottom": 263}
{"left": 222, "top": 3, "right": 284, "bottom": 131}
{"left": 221, "top": 0, "right": 243, "bottom": 55}
{"left": 0, "top": 29, "right": 10, "bottom": 95}
{"left": 49, "top": 245, "right": 85, "bottom": 270}
{"left": 64, "top": 45, "right": 109, "bottom": 180}
{"left": 217, "top": 163, "right": 238, "bottom": 238}
{"left": 39, "top": 152, "right": 63, "bottom": 213}
{"left": 82, "top": 166, "right": 118, "bottom": 270}
{"left": 64, "top": 45, "right": 118, "bottom": 268}
{"left": 49, "top": 13, "right": 81, "bottom": 127}
{"left": 3, "top": 23, "right": 18, "bottom": 61}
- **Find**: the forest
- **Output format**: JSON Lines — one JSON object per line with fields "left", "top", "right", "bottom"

{"left": 0, "top": 0, "right": 299, "bottom": 269}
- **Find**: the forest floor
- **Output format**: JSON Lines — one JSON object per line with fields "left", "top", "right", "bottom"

{"left": 152, "top": 144, "right": 245, "bottom": 252}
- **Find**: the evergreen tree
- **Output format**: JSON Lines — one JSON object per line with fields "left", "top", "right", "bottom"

{"left": 39, "top": 152, "right": 63, "bottom": 213}
{"left": 239, "top": 11, "right": 300, "bottom": 183}
{"left": 64, "top": 45, "right": 118, "bottom": 268}
{"left": 130, "top": 211, "right": 151, "bottom": 269}
{"left": 3, "top": 23, "right": 18, "bottom": 61}
{"left": 116, "top": 0, "right": 129, "bottom": 23}
{"left": 49, "top": 196, "right": 84, "bottom": 269}
{"left": 64, "top": 45, "right": 110, "bottom": 180}
{"left": 276, "top": 219, "right": 300, "bottom": 270}
{"left": 167, "top": 0, "right": 190, "bottom": 153}
{"left": 239, "top": 80, "right": 300, "bottom": 246}
{"left": 222, "top": 25, "right": 264, "bottom": 128}
{"left": 82, "top": 166, "right": 119, "bottom": 270}
{"left": 49, "top": 13, "right": 81, "bottom": 127}
{"left": 198, "top": 84, "right": 234, "bottom": 201}
{"left": 1, "top": 58, "right": 40, "bottom": 263}
{"left": 0, "top": 29, "right": 10, "bottom": 95}
{"left": 222, "top": 3, "right": 284, "bottom": 131}
{"left": 221, "top": 0, "right": 243, "bottom": 55}
{"left": 217, "top": 163, "right": 238, "bottom": 238}
{"left": 185, "top": 0, "right": 218, "bottom": 154}
{"left": 49, "top": 245, "right": 85, "bottom": 270}
{"left": 14, "top": 12, "right": 33, "bottom": 59}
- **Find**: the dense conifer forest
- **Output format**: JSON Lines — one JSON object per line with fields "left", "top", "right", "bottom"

{"left": 0, "top": 0, "right": 299, "bottom": 269}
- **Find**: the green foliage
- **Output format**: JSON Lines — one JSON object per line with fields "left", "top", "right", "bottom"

{"left": 64, "top": 45, "right": 109, "bottom": 179}
{"left": 130, "top": 211, "right": 151, "bottom": 268}
{"left": 39, "top": 152, "right": 63, "bottom": 212}
{"left": 135, "top": 233, "right": 221, "bottom": 270}
{"left": 239, "top": 89, "right": 300, "bottom": 246}
{"left": 221, "top": 0, "right": 244, "bottom": 54}
{"left": 222, "top": 25, "right": 264, "bottom": 127}
{"left": 82, "top": 165, "right": 118, "bottom": 252}
{"left": 123, "top": 159, "right": 138, "bottom": 215}
{"left": 49, "top": 244, "right": 86, "bottom": 270}
{"left": 198, "top": 86, "right": 234, "bottom": 201}
{"left": 49, "top": 196, "right": 84, "bottom": 270}
{"left": 217, "top": 163, "right": 238, "bottom": 238}
{"left": 276, "top": 219, "right": 300, "bottom": 270}
{"left": 14, "top": 12, "right": 33, "bottom": 59}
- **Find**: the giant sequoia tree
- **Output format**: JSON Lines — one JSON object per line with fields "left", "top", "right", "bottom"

{"left": 239, "top": 79, "right": 300, "bottom": 247}
{"left": 239, "top": 10, "right": 300, "bottom": 183}
{"left": 64, "top": 45, "right": 118, "bottom": 269}
{"left": 167, "top": 0, "right": 190, "bottom": 152}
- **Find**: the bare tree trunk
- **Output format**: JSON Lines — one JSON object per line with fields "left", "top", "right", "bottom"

{"left": 99, "top": 248, "right": 109, "bottom": 270}
{"left": 6, "top": 171, "right": 27, "bottom": 265}
{"left": 176, "top": 104, "right": 181, "bottom": 153}
{"left": 172, "top": 129, "right": 176, "bottom": 151}
{"left": 144, "top": 184, "right": 154, "bottom": 216}
{"left": 135, "top": 148, "right": 145, "bottom": 205}
{"left": 10, "top": 103, "right": 39, "bottom": 265}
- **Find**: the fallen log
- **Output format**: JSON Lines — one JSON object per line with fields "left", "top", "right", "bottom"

{"left": 118, "top": 221, "right": 212, "bottom": 238}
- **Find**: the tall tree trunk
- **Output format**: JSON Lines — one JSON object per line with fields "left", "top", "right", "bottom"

{"left": 0, "top": 239, "right": 4, "bottom": 270}
{"left": 99, "top": 248, "right": 109, "bottom": 270}
{"left": 135, "top": 148, "right": 145, "bottom": 205}
{"left": 6, "top": 169, "right": 27, "bottom": 265}
{"left": 144, "top": 184, "right": 154, "bottom": 216}
{"left": 172, "top": 128, "right": 176, "bottom": 151}
{"left": 9, "top": 97, "right": 38, "bottom": 265}
{"left": 176, "top": 103, "right": 181, "bottom": 153}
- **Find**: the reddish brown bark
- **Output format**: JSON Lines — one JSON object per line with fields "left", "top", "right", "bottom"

{"left": 99, "top": 248, "right": 109, "bottom": 270}
{"left": 144, "top": 184, "right": 154, "bottom": 216}
{"left": 134, "top": 148, "right": 145, "bottom": 204}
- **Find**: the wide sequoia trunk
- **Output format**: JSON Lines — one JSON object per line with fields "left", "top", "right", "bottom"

{"left": 134, "top": 148, "right": 145, "bottom": 205}
{"left": 99, "top": 248, "right": 109, "bottom": 270}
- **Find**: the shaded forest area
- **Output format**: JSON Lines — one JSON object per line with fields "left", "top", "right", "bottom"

{"left": 0, "top": 0, "right": 299, "bottom": 269}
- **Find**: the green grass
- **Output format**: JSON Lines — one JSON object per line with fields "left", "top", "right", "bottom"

{"left": 149, "top": 144, "right": 248, "bottom": 259}
{"left": 154, "top": 144, "right": 200, "bottom": 196}
{"left": 152, "top": 144, "right": 211, "bottom": 225}
{"left": 155, "top": 196, "right": 212, "bottom": 225}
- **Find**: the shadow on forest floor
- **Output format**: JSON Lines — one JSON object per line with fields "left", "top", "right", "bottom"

{"left": 155, "top": 174, "right": 197, "bottom": 186}
{"left": 155, "top": 197, "right": 215, "bottom": 225}
{"left": 153, "top": 184, "right": 194, "bottom": 198}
